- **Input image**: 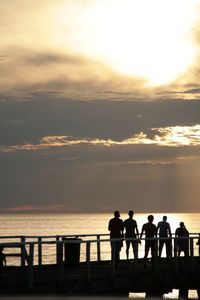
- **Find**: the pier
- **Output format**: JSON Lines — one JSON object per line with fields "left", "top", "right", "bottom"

{"left": 0, "top": 234, "right": 200, "bottom": 298}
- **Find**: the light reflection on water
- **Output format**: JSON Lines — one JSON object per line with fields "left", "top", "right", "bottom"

{"left": 0, "top": 213, "right": 200, "bottom": 260}
{"left": 0, "top": 213, "right": 199, "bottom": 299}
{"left": 0, "top": 212, "right": 199, "bottom": 236}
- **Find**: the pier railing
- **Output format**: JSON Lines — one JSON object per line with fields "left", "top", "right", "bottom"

{"left": 0, "top": 234, "right": 199, "bottom": 290}
{"left": 0, "top": 233, "right": 199, "bottom": 267}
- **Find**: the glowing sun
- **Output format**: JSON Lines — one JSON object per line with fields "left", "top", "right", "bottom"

{"left": 58, "top": 0, "right": 199, "bottom": 86}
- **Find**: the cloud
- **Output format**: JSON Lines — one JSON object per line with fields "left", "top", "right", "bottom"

{"left": 1, "top": 124, "right": 200, "bottom": 153}
{"left": 0, "top": 47, "right": 147, "bottom": 98}
{"left": 184, "top": 87, "right": 200, "bottom": 94}
{"left": 1, "top": 46, "right": 200, "bottom": 100}
{"left": 0, "top": 204, "right": 66, "bottom": 213}
{"left": 97, "top": 159, "right": 176, "bottom": 166}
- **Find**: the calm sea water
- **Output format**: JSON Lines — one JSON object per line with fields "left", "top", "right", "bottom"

{"left": 0, "top": 213, "right": 199, "bottom": 298}
{"left": 0, "top": 212, "right": 200, "bottom": 236}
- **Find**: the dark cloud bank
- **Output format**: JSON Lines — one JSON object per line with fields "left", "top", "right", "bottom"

{"left": 0, "top": 96, "right": 200, "bottom": 213}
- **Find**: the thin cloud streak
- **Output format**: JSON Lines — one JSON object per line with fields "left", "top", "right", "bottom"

{"left": 0, "top": 204, "right": 66, "bottom": 213}
{"left": 1, "top": 124, "right": 200, "bottom": 153}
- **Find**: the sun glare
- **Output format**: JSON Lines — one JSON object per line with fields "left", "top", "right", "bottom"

{"left": 58, "top": 0, "right": 199, "bottom": 86}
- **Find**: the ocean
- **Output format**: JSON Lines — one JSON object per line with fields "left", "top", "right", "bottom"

{"left": 0, "top": 212, "right": 199, "bottom": 298}
{"left": 1, "top": 212, "right": 200, "bottom": 236}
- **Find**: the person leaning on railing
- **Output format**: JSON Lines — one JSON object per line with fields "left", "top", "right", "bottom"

{"left": 140, "top": 215, "right": 157, "bottom": 263}
{"left": 108, "top": 211, "right": 124, "bottom": 262}
{"left": 123, "top": 210, "right": 140, "bottom": 260}
{"left": 157, "top": 216, "right": 172, "bottom": 259}
{"left": 175, "top": 222, "right": 189, "bottom": 257}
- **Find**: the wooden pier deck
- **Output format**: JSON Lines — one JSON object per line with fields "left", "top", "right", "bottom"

{"left": 0, "top": 234, "right": 200, "bottom": 298}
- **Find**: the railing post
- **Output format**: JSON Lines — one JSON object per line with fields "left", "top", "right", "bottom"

{"left": 154, "top": 237, "right": 159, "bottom": 275}
{"left": 189, "top": 237, "right": 194, "bottom": 272}
{"left": 97, "top": 235, "right": 101, "bottom": 261}
{"left": 38, "top": 237, "right": 42, "bottom": 266}
{"left": 111, "top": 240, "right": 116, "bottom": 280}
{"left": 197, "top": 288, "right": 200, "bottom": 300}
{"left": 21, "top": 236, "right": 26, "bottom": 266}
{"left": 86, "top": 241, "right": 91, "bottom": 283}
{"left": 179, "top": 288, "right": 188, "bottom": 299}
{"left": 174, "top": 237, "right": 178, "bottom": 274}
{"left": 133, "top": 238, "right": 138, "bottom": 275}
{"left": 27, "top": 243, "right": 34, "bottom": 289}
{"left": 56, "top": 241, "right": 63, "bottom": 285}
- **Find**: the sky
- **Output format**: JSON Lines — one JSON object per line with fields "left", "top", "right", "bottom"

{"left": 1, "top": 0, "right": 200, "bottom": 213}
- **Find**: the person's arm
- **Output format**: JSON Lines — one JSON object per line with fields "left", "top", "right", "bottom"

{"left": 121, "top": 220, "right": 124, "bottom": 236}
{"left": 185, "top": 228, "right": 189, "bottom": 236}
{"left": 136, "top": 224, "right": 139, "bottom": 237}
{"left": 154, "top": 225, "right": 157, "bottom": 237}
{"left": 156, "top": 223, "right": 160, "bottom": 236}
{"left": 168, "top": 224, "right": 172, "bottom": 238}
{"left": 140, "top": 225, "right": 144, "bottom": 239}
{"left": 135, "top": 223, "right": 141, "bottom": 244}
{"left": 3, "top": 255, "right": 6, "bottom": 266}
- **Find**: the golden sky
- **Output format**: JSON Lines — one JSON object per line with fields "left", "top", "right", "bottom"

{"left": 1, "top": 1, "right": 200, "bottom": 213}
{"left": 1, "top": 0, "right": 200, "bottom": 95}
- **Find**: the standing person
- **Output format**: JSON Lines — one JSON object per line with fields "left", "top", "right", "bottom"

{"left": 175, "top": 222, "right": 189, "bottom": 257}
{"left": 157, "top": 216, "right": 172, "bottom": 258}
{"left": 140, "top": 215, "right": 157, "bottom": 262}
{"left": 124, "top": 210, "right": 140, "bottom": 260}
{"left": 108, "top": 211, "right": 124, "bottom": 262}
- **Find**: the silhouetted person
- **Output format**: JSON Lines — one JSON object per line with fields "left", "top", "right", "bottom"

{"left": 108, "top": 211, "right": 124, "bottom": 262}
{"left": 175, "top": 222, "right": 189, "bottom": 257}
{"left": 124, "top": 210, "right": 140, "bottom": 260}
{"left": 0, "top": 246, "right": 6, "bottom": 275}
{"left": 157, "top": 215, "right": 172, "bottom": 258}
{"left": 140, "top": 215, "right": 157, "bottom": 262}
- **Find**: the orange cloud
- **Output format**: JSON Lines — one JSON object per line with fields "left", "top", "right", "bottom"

{"left": 0, "top": 124, "right": 200, "bottom": 153}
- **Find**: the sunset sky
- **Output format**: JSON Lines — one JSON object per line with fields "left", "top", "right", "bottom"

{"left": 1, "top": 0, "right": 200, "bottom": 213}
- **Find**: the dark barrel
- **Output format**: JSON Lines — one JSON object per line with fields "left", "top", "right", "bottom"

{"left": 62, "top": 237, "right": 82, "bottom": 266}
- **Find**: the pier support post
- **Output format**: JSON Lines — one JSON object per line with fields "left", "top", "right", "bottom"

{"left": 21, "top": 236, "right": 26, "bottom": 267}
{"left": 38, "top": 237, "right": 42, "bottom": 266}
{"left": 174, "top": 238, "right": 178, "bottom": 274}
{"left": 111, "top": 241, "right": 116, "bottom": 280}
{"left": 146, "top": 290, "right": 164, "bottom": 298}
{"left": 189, "top": 237, "right": 194, "bottom": 272}
{"left": 97, "top": 235, "right": 101, "bottom": 261}
{"left": 27, "top": 243, "right": 34, "bottom": 289}
{"left": 56, "top": 241, "right": 63, "bottom": 285}
{"left": 86, "top": 241, "right": 91, "bottom": 283}
{"left": 197, "top": 289, "right": 200, "bottom": 300}
{"left": 179, "top": 288, "right": 188, "bottom": 299}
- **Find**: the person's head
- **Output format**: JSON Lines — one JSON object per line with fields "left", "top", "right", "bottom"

{"left": 128, "top": 210, "right": 134, "bottom": 218}
{"left": 163, "top": 216, "right": 167, "bottom": 222}
{"left": 180, "top": 222, "right": 185, "bottom": 228}
{"left": 148, "top": 215, "right": 154, "bottom": 223}
{"left": 114, "top": 210, "right": 120, "bottom": 218}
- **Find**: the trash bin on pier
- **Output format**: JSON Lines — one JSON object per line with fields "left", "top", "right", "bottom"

{"left": 62, "top": 237, "right": 82, "bottom": 266}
